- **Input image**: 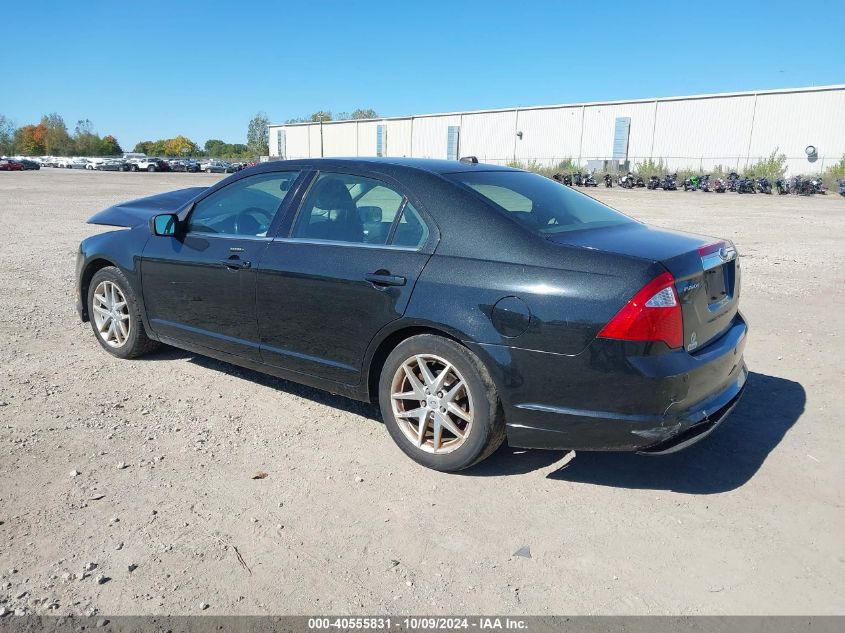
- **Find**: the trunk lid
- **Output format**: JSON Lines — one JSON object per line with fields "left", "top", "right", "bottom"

{"left": 549, "top": 222, "right": 740, "bottom": 351}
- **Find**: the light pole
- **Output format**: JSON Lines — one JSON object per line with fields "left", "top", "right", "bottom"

{"left": 319, "top": 115, "right": 324, "bottom": 157}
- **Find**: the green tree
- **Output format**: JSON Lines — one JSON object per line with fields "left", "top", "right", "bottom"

{"left": 148, "top": 140, "right": 167, "bottom": 156}
{"left": 743, "top": 149, "right": 788, "bottom": 181}
{"left": 204, "top": 139, "right": 226, "bottom": 157}
{"left": 247, "top": 112, "right": 269, "bottom": 156}
{"left": 284, "top": 110, "right": 333, "bottom": 124}
{"left": 40, "top": 113, "right": 73, "bottom": 155}
{"left": 0, "top": 115, "right": 14, "bottom": 155}
{"left": 73, "top": 119, "right": 100, "bottom": 156}
{"left": 350, "top": 108, "right": 378, "bottom": 119}
{"left": 133, "top": 141, "right": 153, "bottom": 154}
{"left": 822, "top": 155, "right": 845, "bottom": 189}
{"left": 203, "top": 139, "right": 251, "bottom": 159}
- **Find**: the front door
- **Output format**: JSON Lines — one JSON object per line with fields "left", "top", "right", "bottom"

{"left": 141, "top": 170, "right": 302, "bottom": 359}
{"left": 256, "top": 171, "right": 436, "bottom": 385}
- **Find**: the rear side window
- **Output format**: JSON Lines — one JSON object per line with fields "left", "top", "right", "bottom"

{"left": 392, "top": 202, "right": 428, "bottom": 248}
{"left": 450, "top": 171, "right": 633, "bottom": 235}
{"left": 291, "top": 172, "right": 428, "bottom": 248}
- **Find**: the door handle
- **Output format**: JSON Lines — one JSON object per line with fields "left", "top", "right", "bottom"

{"left": 365, "top": 272, "right": 406, "bottom": 287}
{"left": 222, "top": 258, "right": 251, "bottom": 270}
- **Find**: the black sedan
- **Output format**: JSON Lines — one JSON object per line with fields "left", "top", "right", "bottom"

{"left": 75, "top": 158, "right": 747, "bottom": 471}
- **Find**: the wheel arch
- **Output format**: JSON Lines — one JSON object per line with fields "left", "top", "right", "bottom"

{"left": 79, "top": 257, "right": 119, "bottom": 321}
{"left": 364, "top": 323, "right": 475, "bottom": 403}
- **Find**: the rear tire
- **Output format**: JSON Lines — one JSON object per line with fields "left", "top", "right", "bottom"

{"left": 379, "top": 334, "right": 505, "bottom": 472}
{"left": 87, "top": 267, "right": 159, "bottom": 359}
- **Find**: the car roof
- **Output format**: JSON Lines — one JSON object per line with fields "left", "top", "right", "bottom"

{"left": 256, "top": 156, "right": 521, "bottom": 175}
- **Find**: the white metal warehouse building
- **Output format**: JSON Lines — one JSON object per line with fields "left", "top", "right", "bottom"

{"left": 268, "top": 84, "right": 845, "bottom": 175}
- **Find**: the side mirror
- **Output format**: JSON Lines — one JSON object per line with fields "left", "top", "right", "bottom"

{"left": 151, "top": 213, "right": 179, "bottom": 236}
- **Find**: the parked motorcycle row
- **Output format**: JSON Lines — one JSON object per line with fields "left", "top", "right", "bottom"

{"left": 552, "top": 170, "right": 836, "bottom": 195}
{"left": 553, "top": 172, "right": 598, "bottom": 187}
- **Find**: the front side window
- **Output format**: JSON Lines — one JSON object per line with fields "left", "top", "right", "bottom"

{"left": 449, "top": 171, "right": 634, "bottom": 235}
{"left": 187, "top": 171, "right": 300, "bottom": 237}
{"left": 291, "top": 172, "right": 426, "bottom": 247}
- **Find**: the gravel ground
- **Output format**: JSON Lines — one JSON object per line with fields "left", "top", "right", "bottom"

{"left": 0, "top": 169, "right": 843, "bottom": 617}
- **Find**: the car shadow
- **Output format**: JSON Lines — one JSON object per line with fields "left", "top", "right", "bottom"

{"left": 136, "top": 346, "right": 193, "bottom": 362}
{"left": 181, "top": 352, "right": 383, "bottom": 422}
{"left": 539, "top": 372, "right": 804, "bottom": 494}
{"left": 462, "top": 444, "right": 571, "bottom": 476}
{"left": 136, "top": 348, "right": 803, "bottom": 489}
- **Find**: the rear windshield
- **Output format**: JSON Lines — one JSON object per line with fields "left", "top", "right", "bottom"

{"left": 449, "top": 171, "right": 634, "bottom": 235}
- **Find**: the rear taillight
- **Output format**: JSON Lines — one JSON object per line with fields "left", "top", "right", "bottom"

{"left": 697, "top": 241, "right": 724, "bottom": 257}
{"left": 598, "top": 272, "right": 683, "bottom": 348}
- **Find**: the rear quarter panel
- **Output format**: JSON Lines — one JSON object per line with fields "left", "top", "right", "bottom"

{"left": 405, "top": 244, "right": 662, "bottom": 356}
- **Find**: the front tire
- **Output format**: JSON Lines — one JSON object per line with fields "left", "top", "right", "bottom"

{"left": 379, "top": 334, "right": 505, "bottom": 471}
{"left": 87, "top": 267, "right": 158, "bottom": 359}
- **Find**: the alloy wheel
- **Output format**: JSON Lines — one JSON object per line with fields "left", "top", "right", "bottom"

{"left": 390, "top": 354, "right": 473, "bottom": 454}
{"left": 91, "top": 280, "right": 131, "bottom": 348}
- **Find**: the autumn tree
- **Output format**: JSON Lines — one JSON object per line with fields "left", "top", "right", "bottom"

{"left": 164, "top": 135, "right": 199, "bottom": 156}
{"left": 14, "top": 125, "right": 45, "bottom": 155}
{"left": 101, "top": 135, "right": 122, "bottom": 156}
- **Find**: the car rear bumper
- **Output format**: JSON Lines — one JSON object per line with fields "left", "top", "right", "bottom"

{"left": 471, "top": 312, "right": 748, "bottom": 453}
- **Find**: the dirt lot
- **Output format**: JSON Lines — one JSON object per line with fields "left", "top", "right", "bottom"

{"left": 0, "top": 169, "right": 843, "bottom": 617}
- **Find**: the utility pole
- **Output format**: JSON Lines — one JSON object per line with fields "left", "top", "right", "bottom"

{"left": 319, "top": 116, "right": 324, "bottom": 157}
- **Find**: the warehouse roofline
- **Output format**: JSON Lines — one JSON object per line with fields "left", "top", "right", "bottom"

{"left": 270, "top": 84, "right": 845, "bottom": 127}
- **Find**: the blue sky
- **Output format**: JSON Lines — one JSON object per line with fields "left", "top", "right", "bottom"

{"left": 3, "top": 1, "right": 842, "bottom": 150}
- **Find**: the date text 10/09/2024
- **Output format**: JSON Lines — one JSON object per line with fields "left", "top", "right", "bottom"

{"left": 307, "top": 617, "right": 529, "bottom": 631}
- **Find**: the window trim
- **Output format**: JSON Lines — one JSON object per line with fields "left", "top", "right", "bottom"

{"left": 271, "top": 237, "right": 422, "bottom": 252}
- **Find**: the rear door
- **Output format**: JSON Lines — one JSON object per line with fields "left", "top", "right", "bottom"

{"left": 256, "top": 170, "right": 436, "bottom": 385}
{"left": 141, "top": 170, "right": 302, "bottom": 359}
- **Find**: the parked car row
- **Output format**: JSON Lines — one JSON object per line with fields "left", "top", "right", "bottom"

{"left": 0, "top": 157, "right": 42, "bottom": 170}
{"left": 12, "top": 155, "right": 255, "bottom": 173}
